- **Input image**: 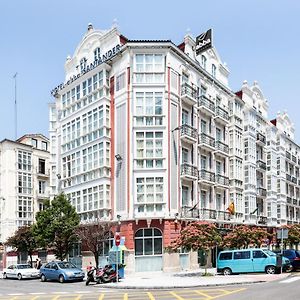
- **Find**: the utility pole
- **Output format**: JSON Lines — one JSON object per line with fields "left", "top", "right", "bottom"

{"left": 13, "top": 73, "right": 18, "bottom": 140}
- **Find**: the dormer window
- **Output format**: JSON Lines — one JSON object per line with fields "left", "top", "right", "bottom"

{"left": 80, "top": 57, "right": 87, "bottom": 72}
{"left": 201, "top": 55, "right": 207, "bottom": 69}
{"left": 212, "top": 64, "right": 216, "bottom": 78}
{"left": 94, "top": 47, "right": 100, "bottom": 61}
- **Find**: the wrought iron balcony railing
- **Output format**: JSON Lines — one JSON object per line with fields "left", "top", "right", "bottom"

{"left": 198, "top": 95, "right": 215, "bottom": 112}
{"left": 199, "top": 169, "right": 215, "bottom": 182}
{"left": 216, "top": 106, "right": 229, "bottom": 121}
{"left": 181, "top": 163, "right": 198, "bottom": 178}
{"left": 199, "top": 133, "right": 215, "bottom": 147}
{"left": 215, "top": 174, "right": 229, "bottom": 185}
{"left": 215, "top": 140, "right": 229, "bottom": 153}
{"left": 181, "top": 83, "right": 197, "bottom": 99}
{"left": 180, "top": 124, "right": 198, "bottom": 140}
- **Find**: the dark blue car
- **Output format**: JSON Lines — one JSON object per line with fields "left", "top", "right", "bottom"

{"left": 40, "top": 261, "right": 84, "bottom": 283}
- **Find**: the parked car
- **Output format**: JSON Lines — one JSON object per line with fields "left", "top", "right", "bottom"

{"left": 3, "top": 264, "right": 40, "bottom": 280}
{"left": 39, "top": 261, "right": 84, "bottom": 283}
{"left": 217, "top": 248, "right": 291, "bottom": 275}
{"left": 274, "top": 249, "right": 300, "bottom": 271}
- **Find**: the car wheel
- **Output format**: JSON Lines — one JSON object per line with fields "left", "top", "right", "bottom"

{"left": 17, "top": 273, "right": 22, "bottom": 280}
{"left": 223, "top": 268, "right": 232, "bottom": 276}
{"left": 265, "top": 265, "right": 276, "bottom": 274}
{"left": 3, "top": 273, "right": 7, "bottom": 279}
{"left": 59, "top": 275, "right": 64, "bottom": 283}
{"left": 41, "top": 274, "right": 47, "bottom": 282}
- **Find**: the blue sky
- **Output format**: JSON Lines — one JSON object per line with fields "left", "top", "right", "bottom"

{"left": 1, "top": 0, "right": 300, "bottom": 141}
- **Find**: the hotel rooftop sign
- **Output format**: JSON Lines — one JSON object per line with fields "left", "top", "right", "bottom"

{"left": 51, "top": 44, "right": 121, "bottom": 97}
{"left": 195, "top": 29, "right": 212, "bottom": 55}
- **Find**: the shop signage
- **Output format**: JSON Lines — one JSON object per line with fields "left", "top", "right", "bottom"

{"left": 51, "top": 44, "right": 121, "bottom": 96}
{"left": 196, "top": 29, "right": 212, "bottom": 55}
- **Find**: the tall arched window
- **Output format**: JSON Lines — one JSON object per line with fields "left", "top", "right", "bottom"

{"left": 212, "top": 64, "right": 216, "bottom": 78}
{"left": 135, "top": 228, "right": 162, "bottom": 256}
{"left": 94, "top": 47, "right": 100, "bottom": 61}
{"left": 201, "top": 55, "right": 207, "bottom": 69}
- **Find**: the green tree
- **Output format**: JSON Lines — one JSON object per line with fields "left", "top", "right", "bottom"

{"left": 76, "top": 221, "right": 114, "bottom": 268}
{"left": 32, "top": 193, "right": 80, "bottom": 261}
{"left": 5, "top": 226, "right": 36, "bottom": 266}
{"left": 170, "top": 221, "right": 221, "bottom": 274}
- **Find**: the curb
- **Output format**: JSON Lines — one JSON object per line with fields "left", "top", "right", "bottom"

{"left": 94, "top": 280, "right": 267, "bottom": 290}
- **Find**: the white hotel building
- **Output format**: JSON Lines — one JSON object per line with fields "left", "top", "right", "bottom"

{"left": 49, "top": 24, "right": 300, "bottom": 271}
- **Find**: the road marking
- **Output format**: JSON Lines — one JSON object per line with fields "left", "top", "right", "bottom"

{"left": 98, "top": 294, "right": 104, "bottom": 300}
{"left": 194, "top": 290, "right": 214, "bottom": 299}
{"left": 29, "top": 293, "right": 46, "bottom": 295}
{"left": 209, "top": 288, "right": 246, "bottom": 299}
{"left": 280, "top": 277, "right": 300, "bottom": 283}
{"left": 30, "top": 296, "right": 40, "bottom": 300}
{"left": 123, "top": 293, "right": 128, "bottom": 300}
{"left": 147, "top": 292, "right": 155, "bottom": 300}
{"left": 169, "top": 291, "right": 185, "bottom": 300}
{"left": 51, "top": 296, "right": 60, "bottom": 300}
{"left": 8, "top": 294, "right": 24, "bottom": 296}
{"left": 75, "top": 291, "right": 92, "bottom": 294}
{"left": 74, "top": 295, "right": 82, "bottom": 300}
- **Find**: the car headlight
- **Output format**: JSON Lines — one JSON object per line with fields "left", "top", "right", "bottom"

{"left": 65, "top": 272, "right": 74, "bottom": 276}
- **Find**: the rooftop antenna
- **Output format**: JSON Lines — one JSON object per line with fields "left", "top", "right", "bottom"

{"left": 13, "top": 72, "right": 18, "bottom": 140}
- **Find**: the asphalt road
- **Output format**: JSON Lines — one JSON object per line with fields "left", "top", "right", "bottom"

{"left": 1, "top": 273, "right": 300, "bottom": 300}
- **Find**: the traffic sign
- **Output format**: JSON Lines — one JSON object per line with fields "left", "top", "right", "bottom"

{"left": 115, "top": 233, "right": 121, "bottom": 246}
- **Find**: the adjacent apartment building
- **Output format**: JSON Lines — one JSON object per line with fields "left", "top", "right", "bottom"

{"left": 0, "top": 134, "right": 50, "bottom": 266}
{"left": 49, "top": 24, "right": 300, "bottom": 272}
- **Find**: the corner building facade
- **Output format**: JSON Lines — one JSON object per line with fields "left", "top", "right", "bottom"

{"left": 49, "top": 25, "right": 234, "bottom": 272}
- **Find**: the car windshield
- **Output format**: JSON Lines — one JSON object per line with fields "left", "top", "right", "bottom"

{"left": 57, "top": 262, "right": 77, "bottom": 269}
{"left": 17, "top": 264, "right": 31, "bottom": 269}
{"left": 264, "top": 250, "right": 276, "bottom": 256}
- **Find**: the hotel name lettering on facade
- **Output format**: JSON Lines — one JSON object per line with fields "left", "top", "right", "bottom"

{"left": 51, "top": 44, "right": 121, "bottom": 96}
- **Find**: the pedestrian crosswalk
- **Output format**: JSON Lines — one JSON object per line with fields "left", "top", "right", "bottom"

{"left": 280, "top": 277, "right": 300, "bottom": 283}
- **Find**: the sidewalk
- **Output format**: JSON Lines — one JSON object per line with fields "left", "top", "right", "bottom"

{"left": 96, "top": 269, "right": 291, "bottom": 289}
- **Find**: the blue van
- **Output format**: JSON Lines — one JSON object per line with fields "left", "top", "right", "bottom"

{"left": 217, "top": 248, "right": 291, "bottom": 275}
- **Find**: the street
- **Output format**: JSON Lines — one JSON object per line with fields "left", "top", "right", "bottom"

{"left": 1, "top": 273, "right": 300, "bottom": 300}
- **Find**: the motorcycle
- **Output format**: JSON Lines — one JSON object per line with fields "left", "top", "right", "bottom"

{"left": 98, "top": 264, "right": 117, "bottom": 283}
{"left": 85, "top": 264, "right": 119, "bottom": 285}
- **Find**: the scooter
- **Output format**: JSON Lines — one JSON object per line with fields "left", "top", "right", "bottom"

{"left": 85, "top": 267, "right": 101, "bottom": 285}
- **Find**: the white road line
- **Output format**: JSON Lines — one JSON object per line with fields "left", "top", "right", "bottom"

{"left": 52, "top": 292, "right": 69, "bottom": 294}
{"left": 75, "top": 291, "right": 92, "bottom": 294}
{"left": 280, "top": 277, "right": 300, "bottom": 283}
{"left": 8, "top": 294, "right": 25, "bottom": 296}
{"left": 29, "top": 293, "right": 46, "bottom": 295}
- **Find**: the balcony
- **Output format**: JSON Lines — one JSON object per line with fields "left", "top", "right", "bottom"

{"left": 257, "top": 216, "right": 267, "bottom": 225}
{"left": 286, "top": 174, "right": 292, "bottom": 182}
{"left": 200, "top": 208, "right": 217, "bottom": 220}
{"left": 256, "top": 159, "right": 266, "bottom": 171}
{"left": 256, "top": 132, "right": 266, "bottom": 146}
{"left": 199, "top": 133, "right": 215, "bottom": 151}
{"left": 181, "top": 83, "right": 197, "bottom": 106}
{"left": 180, "top": 163, "right": 198, "bottom": 181}
{"left": 292, "top": 176, "right": 297, "bottom": 184}
{"left": 134, "top": 203, "right": 166, "bottom": 219}
{"left": 36, "top": 168, "right": 50, "bottom": 178}
{"left": 257, "top": 187, "right": 267, "bottom": 197}
{"left": 293, "top": 198, "right": 298, "bottom": 206}
{"left": 215, "top": 174, "right": 229, "bottom": 187}
{"left": 287, "top": 197, "right": 292, "bottom": 204}
{"left": 292, "top": 155, "right": 297, "bottom": 163}
{"left": 216, "top": 210, "right": 231, "bottom": 221}
{"left": 214, "top": 106, "right": 229, "bottom": 124}
{"left": 215, "top": 140, "right": 229, "bottom": 156}
{"left": 199, "top": 169, "right": 215, "bottom": 184}
{"left": 180, "top": 206, "right": 200, "bottom": 219}
{"left": 286, "top": 151, "right": 291, "bottom": 160}
{"left": 197, "top": 95, "right": 215, "bottom": 116}
{"left": 180, "top": 124, "right": 198, "bottom": 143}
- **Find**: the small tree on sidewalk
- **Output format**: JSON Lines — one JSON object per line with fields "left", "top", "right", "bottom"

{"left": 5, "top": 226, "right": 37, "bottom": 266}
{"left": 169, "top": 221, "right": 221, "bottom": 274}
{"left": 284, "top": 224, "right": 300, "bottom": 247}
{"left": 76, "top": 221, "right": 114, "bottom": 268}
{"left": 222, "top": 225, "right": 271, "bottom": 249}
